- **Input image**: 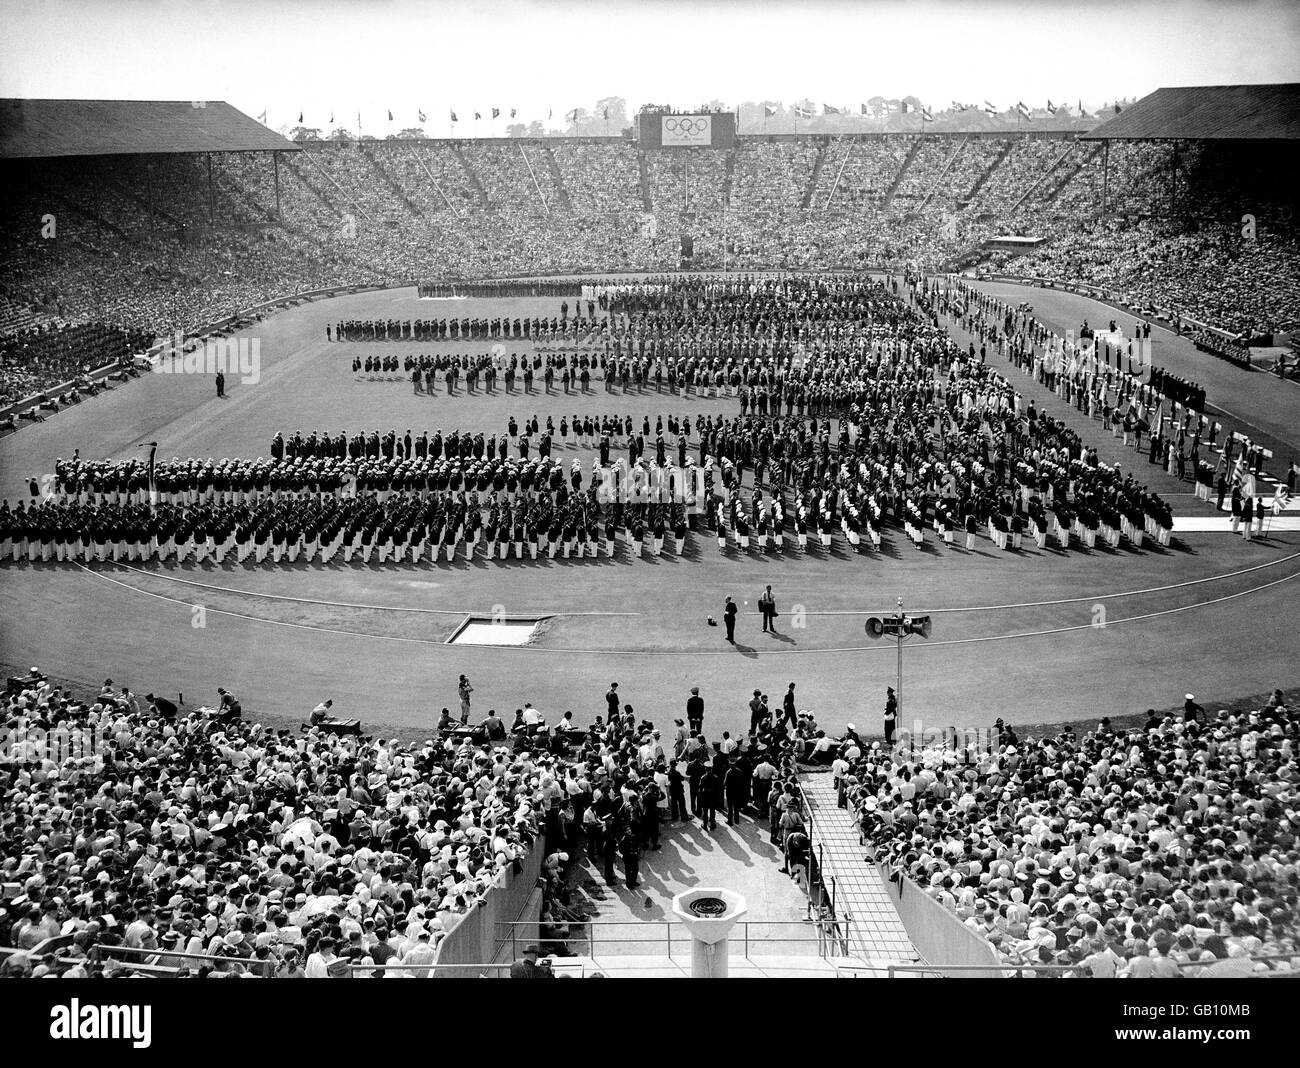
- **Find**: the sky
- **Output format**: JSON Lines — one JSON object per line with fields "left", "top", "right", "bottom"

{"left": 2, "top": 0, "right": 1298, "bottom": 131}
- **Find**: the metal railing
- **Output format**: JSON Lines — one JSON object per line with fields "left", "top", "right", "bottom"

{"left": 349, "top": 960, "right": 587, "bottom": 978}
{"left": 5, "top": 941, "right": 1294, "bottom": 978}
{"left": 838, "top": 953, "right": 1300, "bottom": 978}
{"left": 495, "top": 919, "right": 847, "bottom": 960}
{"left": 791, "top": 778, "right": 855, "bottom": 959}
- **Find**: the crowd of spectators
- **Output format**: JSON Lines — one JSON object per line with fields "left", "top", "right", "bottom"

{"left": 840, "top": 690, "right": 1299, "bottom": 975}
{"left": 995, "top": 215, "right": 1300, "bottom": 338}
{"left": 0, "top": 320, "right": 151, "bottom": 408}
{"left": 6, "top": 661, "right": 1294, "bottom": 978}
{"left": 3, "top": 137, "right": 1295, "bottom": 364}
{"left": 0, "top": 665, "right": 826, "bottom": 977}
{"left": 0, "top": 671, "right": 564, "bottom": 977}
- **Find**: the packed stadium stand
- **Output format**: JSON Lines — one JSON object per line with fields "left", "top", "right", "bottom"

{"left": 1, "top": 89, "right": 1297, "bottom": 408}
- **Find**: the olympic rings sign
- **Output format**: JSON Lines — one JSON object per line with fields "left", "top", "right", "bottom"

{"left": 664, "top": 116, "right": 709, "bottom": 135}
{"left": 661, "top": 114, "right": 712, "bottom": 145}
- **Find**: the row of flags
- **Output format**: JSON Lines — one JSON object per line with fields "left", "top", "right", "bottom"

{"left": 254, "top": 100, "right": 1122, "bottom": 128}
{"left": 453, "top": 107, "right": 613, "bottom": 123}
{"left": 773, "top": 99, "right": 1103, "bottom": 122}
{"left": 255, "top": 107, "right": 617, "bottom": 127}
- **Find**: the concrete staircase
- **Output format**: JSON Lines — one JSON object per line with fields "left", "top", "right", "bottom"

{"left": 722, "top": 147, "right": 736, "bottom": 209}
{"left": 361, "top": 147, "right": 423, "bottom": 218}
{"left": 798, "top": 772, "right": 917, "bottom": 964}
{"left": 450, "top": 144, "right": 490, "bottom": 208}
{"left": 540, "top": 144, "right": 573, "bottom": 210}
{"left": 801, "top": 139, "right": 829, "bottom": 208}
{"left": 918, "top": 136, "right": 968, "bottom": 214}
{"left": 1010, "top": 143, "right": 1074, "bottom": 213}
{"left": 1043, "top": 143, "right": 1103, "bottom": 202}
{"left": 882, "top": 138, "right": 923, "bottom": 210}
{"left": 962, "top": 140, "right": 1014, "bottom": 206}
{"left": 637, "top": 151, "right": 653, "bottom": 211}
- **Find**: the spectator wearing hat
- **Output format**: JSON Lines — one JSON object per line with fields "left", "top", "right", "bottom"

{"left": 509, "top": 945, "right": 552, "bottom": 978}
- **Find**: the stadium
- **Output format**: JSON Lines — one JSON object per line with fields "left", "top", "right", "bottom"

{"left": 1, "top": 0, "right": 1298, "bottom": 994}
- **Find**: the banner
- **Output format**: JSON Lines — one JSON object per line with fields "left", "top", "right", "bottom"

{"left": 661, "top": 114, "right": 712, "bottom": 146}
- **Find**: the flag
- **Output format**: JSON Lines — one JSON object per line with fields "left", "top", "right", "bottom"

{"left": 491, "top": 108, "right": 499, "bottom": 119}
{"left": 450, "top": 110, "right": 458, "bottom": 122}
{"left": 1016, "top": 101, "right": 1030, "bottom": 116}
{"left": 603, "top": 107, "right": 609, "bottom": 120}
{"left": 921, "top": 106, "right": 934, "bottom": 122}
{"left": 257, "top": 110, "right": 267, "bottom": 124}
{"left": 475, "top": 111, "right": 482, "bottom": 121}
{"left": 899, "top": 101, "right": 909, "bottom": 114}
{"left": 1236, "top": 461, "right": 1256, "bottom": 500}
{"left": 357, "top": 111, "right": 362, "bottom": 130}
{"left": 951, "top": 101, "right": 966, "bottom": 112}
{"left": 387, "top": 109, "right": 393, "bottom": 121}
{"left": 142, "top": 442, "right": 158, "bottom": 505}
{"left": 1114, "top": 103, "right": 1123, "bottom": 114}
{"left": 510, "top": 108, "right": 516, "bottom": 119}
{"left": 548, "top": 108, "right": 553, "bottom": 119}
{"left": 298, "top": 111, "right": 303, "bottom": 123}
{"left": 793, "top": 105, "right": 813, "bottom": 119}
{"left": 567, "top": 108, "right": 579, "bottom": 122}
{"left": 983, "top": 101, "right": 997, "bottom": 115}
{"left": 823, "top": 104, "right": 840, "bottom": 115}
{"left": 860, "top": 103, "right": 869, "bottom": 116}
{"left": 1273, "top": 486, "right": 1292, "bottom": 514}
{"left": 765, "top": 105, "right": 777, "bottom": 117}
{"left": 1046, "top": 100, "right": 1057, "bottom": 114}
{"left": 329, "top": 111, "right": 334, "bottom": 123}
{"left": 418, "top": 109, "right": 426, "bottom": 122}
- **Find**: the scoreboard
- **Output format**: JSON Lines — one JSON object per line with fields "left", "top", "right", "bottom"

{"left": 638, "top": 111, "right": 736, "bottom": 149}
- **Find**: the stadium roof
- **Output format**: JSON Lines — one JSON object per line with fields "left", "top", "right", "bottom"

{"left": 0, "top": 99, "right": 299, "bottom": 159}
{"left": 1082, "top": 84, "right": 1300, "bottom": 141}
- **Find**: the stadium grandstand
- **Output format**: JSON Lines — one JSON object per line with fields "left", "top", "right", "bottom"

{"left": 1, "top": 92, "right": 1296, "bottom": 359}
{"left": 2, "top": 25, "right": 1299, "bottom": 999}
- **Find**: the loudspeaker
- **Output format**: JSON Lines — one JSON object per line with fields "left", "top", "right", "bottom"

{"left": 906, "top": 615, "right": 932, "bottom": 638}
{"left": 865, "top": 617, "right": 885, "bottom": 639}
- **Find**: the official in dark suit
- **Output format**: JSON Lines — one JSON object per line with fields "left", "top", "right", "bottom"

{"left": 687, "top": 686, "right": 704, "bottom": 734}
{"left": 698, "top": 767, "right": 719, "bottom": 830}
{"left": 723, "top": 596, "right": 738, "bottom": 643}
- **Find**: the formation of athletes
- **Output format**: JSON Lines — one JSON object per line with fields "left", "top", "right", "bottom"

{"left": 7, "top": 270, "right": 1247, "bottom": 568}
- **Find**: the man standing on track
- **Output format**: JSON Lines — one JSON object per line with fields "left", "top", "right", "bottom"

{"left": 759, "top": 584, "right": 777, "bottom": 632}
{"left": 723, "top": 596, "right": 738, "bottom": 643}
{"left": 687, "top": 686, "right": 704, "bottom": 735}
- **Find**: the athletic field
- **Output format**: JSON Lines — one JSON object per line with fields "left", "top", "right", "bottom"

{"left": 2, "top": 281, "right": 1296, "bottom": 741}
